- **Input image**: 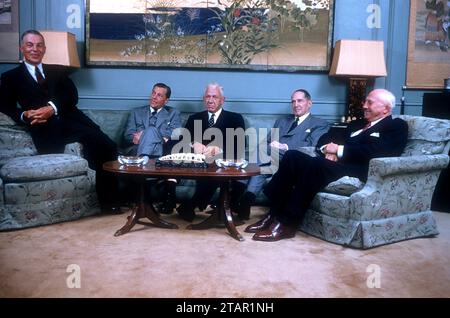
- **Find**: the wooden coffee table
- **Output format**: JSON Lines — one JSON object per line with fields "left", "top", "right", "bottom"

{"left": 103, "top": 160, "right": 260, "bottom": 241}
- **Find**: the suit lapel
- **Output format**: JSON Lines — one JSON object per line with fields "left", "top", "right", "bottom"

{"left": 361, "top": 116, "right": 392, "bottom": 135}
{"left": 20, "top": 63, "right": 38, "bottom": 88}
{"left": 201, "top": 111, "right": 210, "bottom": 132}
{"left": 155, "top": 107, "right": 169, "bottom": 128}
{"left": 352, "top": 116, "right": 392, "bottom": 140}
{"left": 285, "top": 114, "right": 311, "bottom": 136}
{"left": 293, "top": 115, "right": 312, "bottom": 135}
{"left": 214, "top": 110, "right": 225, "bottom": 128}
{"left": 143, "top": 107, "right": 151, "bottom": 129}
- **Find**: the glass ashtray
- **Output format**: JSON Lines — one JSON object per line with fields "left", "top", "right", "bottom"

{"left": 118, "top": 155, "right": 149, "bottom": 166}
{"left": 215, "top": 159, "right": 248, "bottom": 169}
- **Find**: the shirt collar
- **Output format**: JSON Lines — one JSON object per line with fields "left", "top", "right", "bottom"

{"left": 150, "top": 106, "right": 163, "bottom": 114}
{"left": 295, "top": 112, "right": 310, "bottom": 125}
{"left": 367, "top": 117, "right": 384, "bottom": 128}
{"left": 209, "top": 108, "right": 223, "bottom": 120}
{"left": 24, "top": 61, "right": 44, "bottom": 80}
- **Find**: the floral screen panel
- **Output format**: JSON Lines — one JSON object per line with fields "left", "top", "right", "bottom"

{"left": 86, "top": 0, "right": 334, "bottom": 71}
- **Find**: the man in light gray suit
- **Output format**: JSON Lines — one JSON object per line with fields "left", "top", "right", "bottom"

{"left": 123, "top": 82, "right": 181, "bottom": 158}
{"left": 235, "top": 89, "right": 330, "bottom": 220}
{"left": 122, "top": 83, "right": 182, "bottom": 214}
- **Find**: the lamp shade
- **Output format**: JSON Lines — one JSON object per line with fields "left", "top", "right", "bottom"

{"left": 329, "top": 40, "right": 387, "bottom": 77}
{"left": 40, "top": 31, "right": 80, "bottom": 67}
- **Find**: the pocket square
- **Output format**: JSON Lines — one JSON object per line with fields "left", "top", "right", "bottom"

{"left": 370, "top": 132, "right": 380, "bottom": 137}
{"left": 305, "top": 129, "right": 311, "bottom": 133}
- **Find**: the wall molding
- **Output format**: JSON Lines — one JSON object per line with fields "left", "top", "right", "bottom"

{"left": 78, "top": 95, "right": 345, "bottom": 105}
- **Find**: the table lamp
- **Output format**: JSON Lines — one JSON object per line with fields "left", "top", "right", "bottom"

{"left": 329, "top": 39, "right": 387, "bottom": 122}
{"left": 40, "top": 31, "right": 80, "bottom": 68}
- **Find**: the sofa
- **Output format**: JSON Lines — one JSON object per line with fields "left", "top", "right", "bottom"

{"left": 0, "top": 112, "right": 99, "bottom": 230}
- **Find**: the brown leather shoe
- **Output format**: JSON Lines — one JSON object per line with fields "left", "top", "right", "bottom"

{"left": 244, "top": 214, "right": 275, "bottom": 233}
{"left": 252, "top": 220, "right": 296, "bottom": 242}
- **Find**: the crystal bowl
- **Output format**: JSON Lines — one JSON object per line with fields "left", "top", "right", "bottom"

{"left": 118, "top": 155, "right": 149, "bottom": 166}
{"left": 215, "top": 159, "right": 248, "bottom": 169}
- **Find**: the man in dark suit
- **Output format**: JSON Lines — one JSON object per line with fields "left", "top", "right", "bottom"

{"left": 176, "top": 83, "right": 246, "bottom": 221}
{"left": 246, "top": 89, "right": 409, "bottom": 241}
{"left": 0, "top": 30, "right": 120, "bottom": 213}
{"left": 122, "top": 82, "right": 182, "bottom": 213}
{"left": 234, "top": 89, "right": 330, "bottom": 220}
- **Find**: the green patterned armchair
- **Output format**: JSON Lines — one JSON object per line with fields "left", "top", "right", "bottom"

{"left": 0, "top": 112, "right": 100, "bottom": 230}
{"left": 300, "top": 115, "right": 450, "bottom": 249}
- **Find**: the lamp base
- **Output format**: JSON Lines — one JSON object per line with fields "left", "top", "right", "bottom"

{"left": 346, "top": 78, "right": 367, "bottom": 122}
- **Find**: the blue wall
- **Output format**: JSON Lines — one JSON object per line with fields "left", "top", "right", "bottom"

{"left": 0, "top": 0, "right": 439, "bottom": 121}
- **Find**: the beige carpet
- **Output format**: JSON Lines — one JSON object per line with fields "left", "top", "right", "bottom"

{"left": 1, "top": 207, "right": 449, "bottom": 298}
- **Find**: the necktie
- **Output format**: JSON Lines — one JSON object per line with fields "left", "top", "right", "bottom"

{"left": 149, "top": 109, "right": 157, "bottom": 126}
{"left": 208, "top": 113, "right": 215, "bottom": 127}
{"left": 35, "top": 66, "right": 46, "bottom": 86}
{"left": 288, "top": 117, "right": 299, "bottom": 132}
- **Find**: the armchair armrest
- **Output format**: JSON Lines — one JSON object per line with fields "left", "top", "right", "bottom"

{"left": 350, "top": 154, "right": 449, "bottom": 220}
{"left": 368, "top": 154, "right": 449, "bottom": 177}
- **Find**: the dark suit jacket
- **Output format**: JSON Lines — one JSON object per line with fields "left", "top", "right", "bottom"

{"left": 317, "top": 115, "right": 409, "bottom": 179}
{"left": 184, "top": 109, "right": 246, "bottom": 159}
{"left": 0, "top": 63, "right": 103, "bottom": 147}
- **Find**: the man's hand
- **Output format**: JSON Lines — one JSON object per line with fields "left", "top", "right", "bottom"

{"left": 24, "top": 105, "right": 55, "bottom": 125}
{"left": 270, "top": 141, "right": 289, "bottom": 151}
{"left": 325, "top": 153, "right": 338, "bottom": 162}
{"left": 192, "top": 142, "right": 207, "bottom": 154}
{"left": 203, "top": 145, "right": 222, "bottom": 157}
{"left": 324, "top": 142, "right": 339, "bottom": 155}
{"left": 132, "top": 131, "right": 143, "bottom": 145}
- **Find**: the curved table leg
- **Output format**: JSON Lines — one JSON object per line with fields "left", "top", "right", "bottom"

{"left": 187, "top": 181, "right": 244, "bottom": 241}
{"left": 115, "top": 178, "right": 178, "bottom": 236}
{"left": 143, "top": 203, "right": 178, "bottom": 229}
{"left": 223, "top": 204, "right": 244, "bottom": 241}
{"left": 114, "top": 206, "right": 140, "bottom": 236}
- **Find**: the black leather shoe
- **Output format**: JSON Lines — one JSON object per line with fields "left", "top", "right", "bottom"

{"left": 176, "top": 202, "right": 195, "bottom": 222}
{"left": 244, "top": 213, "right": 275, "bottom": 233}
{"left": 252, "top": 220, "right": 296, "bottom": 242}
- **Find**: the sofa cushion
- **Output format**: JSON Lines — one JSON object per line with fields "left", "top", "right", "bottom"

{"left": 4, "top": 175, "right": 95, "bottom": 205}
{"left": 323, "top": 176, "right": 364, "bottom": 196}
{"left": 0, "top": 154, "right": 89, "bottom": 182}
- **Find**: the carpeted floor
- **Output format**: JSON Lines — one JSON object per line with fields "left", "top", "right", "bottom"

{"left": 0, "top": 207, "right": 449, "bottom": 298}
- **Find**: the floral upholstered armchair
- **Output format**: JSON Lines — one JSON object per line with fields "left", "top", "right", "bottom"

{"left": 300, "top": 115, "right": 450, "bottom": 249}
{"left": 0, "top": 112, "right": 100, "bottom": 230}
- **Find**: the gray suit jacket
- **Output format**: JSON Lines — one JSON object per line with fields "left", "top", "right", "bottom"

{"left": 273, "top": 114, "right": 330, "bottom": 152}
{"left": 258, "top": 114, "right": 330, "bottom": 173}
{"left": 122, "top": 105, "right": 182, "bottom": 156}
